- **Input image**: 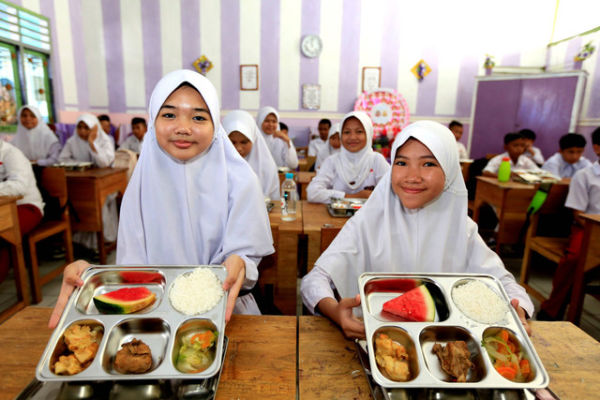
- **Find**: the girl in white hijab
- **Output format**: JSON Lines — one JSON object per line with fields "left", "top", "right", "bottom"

{"left": 12, "top": 105, "right": 61, "bottom": 166}
{"left": 256, "top": 106, "right": 298, "bottom": 169}
{"left": 307, "top": 111, "right": 389, "bottom": 204}
{"left": 301, "top": 121, "right": 533, "bottom": 339}
{"left": 59, "top": 113, "right": 117, "bottom": 250}
{"left": 314, "top": 122, "right": 341, "bottom": 170}
{"left": 223, "top": 110, "right": 280, "bottom": 200}
{"left": 49, "top": 70, "right": 274, "bottom": 328}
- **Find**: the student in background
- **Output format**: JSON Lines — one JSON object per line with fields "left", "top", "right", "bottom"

{"left": 223, "top": 109, "right": 280, "bottom": 200}
{"left": 520, "top": 129, "right": 544, "bottom": 165}
{"left": 541, "top": 133, "right": 591, "bottom": 179}
{"left": 256, "top": 106, "right": 298, "bottom": 169}
{"left": 0, "top": 140, "right": 44, "bottom": 282}
{"left": 482, "top": 132, "right": 540, "bottom": 177}
{"left": 279, "top": 122, "right": 289, "bottom": 137}
{"left": 119, "top": 117, "right": 147, "bottom": 154}
{"left": 309, "top": 119, "right": 332, "bottom": 157}
{"left": 307, "top": 111, "right": 389, "bottom": 204}
{"left": 98, "top": 114, "right": 117, "bottom": 148}
{"left": 12, "top": 105, "right": 61, "bottom": 166}
{"left": 449, "top": 120, "right": 468, "bottom": 160}
{"left": 537, "top": 127, "right": 600, "bottom": 321}
{"left": 314, "top": 123, "right": 341, "bottom": 170}
{"left": 301, "top": 121, "right": 532, "bottom": 339}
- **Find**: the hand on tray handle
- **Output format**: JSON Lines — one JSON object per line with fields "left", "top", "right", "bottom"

{"left": 48, "top": 260, "right": 89, "bottom": 329}
{"left": 511, "top": 299, "right": 532, "bottom": 336}
{"left": 222, "top": 254, "right": 246, "bottom": 323}
{"left": 318, "top": 294, "right": 366, "bottom": 340}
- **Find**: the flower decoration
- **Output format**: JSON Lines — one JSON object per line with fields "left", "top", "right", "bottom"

{"left": 574, "top": 42, "right": 595, "bottom": 62}
{"left": 411, "top": 59, "right": 431, "bottom": 82}
{"left": 484, "top": 54, "right": 495, "bottom": 70}
{"left": 38, "top": 88, "right": 44, "bottom": 95}
{"left": 192, "top": 55, "right": 213, "bottom": 76}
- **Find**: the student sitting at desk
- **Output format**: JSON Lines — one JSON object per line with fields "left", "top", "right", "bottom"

{"left": 482, "top": 132, "right": 540, "bottom": 177}
{"left": 520, "top": 129, "right": 544, "bottom": 166}
{"left": 538, "top": 127, "right": 600, "bottom": 320}
{"left": 449, "top": 120, "right": 468, "bottom": 160}
{"left": 315, "top": 123, "right": 341, "bottom": 171}
{"left": 256, "top": 106, "right": 298, "bottom": 170}
{"left": 118, "top": 117, "right": 147, "bottom": 154}
{"left": 542, "top": 133, "right": 591, "bottom": 178}
{"left": 306, "top": 111, "right": 389, "bottom": 204}
{"left": 11, "top": 105, "right": 61, "bottom": 166}
{"left": 309, "top": 119, "right": 332, "bottom": 157}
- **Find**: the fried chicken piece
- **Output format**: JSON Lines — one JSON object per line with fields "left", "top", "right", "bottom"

{"left": 63, "top": 325, "right": 101, "bottom": 365}
{"left": 114, "top": 338, "right": 153, "bottom": 374}
{"left": 54, "top": 355, "right": 83, "bottom": 375}
{"left": 432, "top": 341, "right": 472, "bottom": 382}
{"left": 375, "top": 333, "right": 411, "bottom": 381}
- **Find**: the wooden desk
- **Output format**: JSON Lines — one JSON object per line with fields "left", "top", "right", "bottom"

{"left": 0, "top": 307, "right": 296, "bottom": 400}
{"left": 302, "top": 201, "right": 348, "bottom": 272}
{"left": 568, "top": 213, "right": 600, "bottom": 324}
{"left": 268, "top": 202, "right": 303, "bottom": 315}
{"left": 0, "top": 196, "right": 29, "bottom": 323}
{"left": 297, "top": 171, "right": 315, "bottom": 200}
{"left": 65, "top": 168, "right": 128, "bottom": 264}
{"left": 298, "top": 316, "right": 600, "bottom": 399}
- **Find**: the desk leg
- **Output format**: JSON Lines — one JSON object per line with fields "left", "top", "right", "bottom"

{"left": 567, "top": 223, "right": 594, "bottom": 325}
{"left": 10, "top": 242, "right": 29, "bottom": 305}
{"left": 275, "top": 231, "right": 299, "bottom": 315}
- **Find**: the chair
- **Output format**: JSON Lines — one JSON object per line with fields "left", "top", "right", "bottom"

{"left": 320, "top": 225, "right": 341, "bottom": 253}
{"left": 253, "top": 225, "right": 279, "bottom": 314}
{"left": 27, "top": 167, "right": 74, "bottom": 303}
{"left": 519, "top": 184, "right": 570, "bottom": 302}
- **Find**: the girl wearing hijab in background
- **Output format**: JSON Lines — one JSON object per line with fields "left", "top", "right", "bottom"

{"left": 59, "top": 113, "right": 117, "bottom": 250}
{"left": 0, "top": 140, "right": 44, "bottom": 282}
{"left": 256, "top": 106, "right": 298, "bottom": 169}
{"left": 314, "top": 122, "right": 341, "bottom": 170}
{"left": 223, "top": 110, "right": 280, "bottom": 200}
{"left": 307, "top": 111, "right": 389, "bottom": 204}
{"left": 12, "top": 105, "right": 61, "bottom": 166}
{"left": 49, "top": 69, "right": 274, "bottom": 329}
{"left": 301, "top": 121, "right": 533, "bottom": 339}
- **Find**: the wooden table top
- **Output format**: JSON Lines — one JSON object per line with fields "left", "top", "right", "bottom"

{"left": 64, "top": 167, "right": 128, "bottom": 178}
{"left": 268, "top": 201, "right": 303, "bottom": 233}
{"left": 582, "top": 213, "right": 600, "bottom": 224}
{"left": 0, "top": 195, "right": 22, "bottom": 207}
{"left": 0, "top": 307, "right": 297, "bottom": 400}
{"left": 476, "top": 175, "right": 537, "bottom": 189}
{"left": 302, "top": 200, "right": 349, "bottom": 233}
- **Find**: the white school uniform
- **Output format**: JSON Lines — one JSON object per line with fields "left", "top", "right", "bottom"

{"left": 59, "top": 114, "right": 117, "bottom": 248}
{"left": 524, "top": 146, "right": 544, "bottom": 165}
{"left": 117, "top": 70, "right": 274, "bottom": 315}
{"left": 456, "top": 141, "right": 468, "bottom": 160}
{"left": 256, "top": 107, "right": 298, "bottom": 169}
{"left": 483, "top": 152, "right": 540, "bottom": 175}
{"left": 565, "top": 161, "right": 600, "bottom": 214}
{"left": 119, "top": 135, "right": 143, "bottom": 154}
{"left": 541, "top": 152, "right": 591, "bottom": 179}
{"left": 307, "top": 112, "right": 389, "bottom": 204}
{"left": 301, "top": 120, "right": 534, "bottom": 318}
{"left": 308, "top": 137, "right": 327, "bottom": 157}
{"left": 314, "top": 123, "right": 341, "bottom": 170}
{"left": 11, "top": 105, "right": 60, "bottom": 166}
{"left": 223, "top": 110, "right": 280, "bottom": 201}
{"left": 0, "top": 140, "right": 44, "bottom": 213}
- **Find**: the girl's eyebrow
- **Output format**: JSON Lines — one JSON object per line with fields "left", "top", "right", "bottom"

{"left": 159, "top": 104, "right": 211, "bottom": 113}
{"left": 395, "top": 154, "right": 437, "bottom": 160}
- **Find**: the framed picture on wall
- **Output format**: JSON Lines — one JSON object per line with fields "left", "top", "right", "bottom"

{"left": 240, "top": 64, "right": 259, "bottom": 91}
{"left": 362, "top": 66, "right": 381, "bottom": 93}
{"left": 302, "top": 84, "right": 321, "bottom": 110}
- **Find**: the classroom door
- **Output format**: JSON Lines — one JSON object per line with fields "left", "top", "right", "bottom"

{"left": 0, "top": 42, "right": 21, "bottom": 132}
{"left": 22, "top": 49, "right": 52, "bottom": 123}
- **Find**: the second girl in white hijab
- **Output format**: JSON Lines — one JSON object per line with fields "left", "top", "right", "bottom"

{"left": 307, "top": 111, "right": 389, "bottom": 203}
{"left": 12, "top": 105, "right": 61, "bottom": 166}
{"left": 223, "top": 110, "right": 280, "bottom": 200}
{"left": 256, "top": 106, "right": 298, "bottom": 169}
{"left": 314, "top": 122, "right": 341, "bottom": 170}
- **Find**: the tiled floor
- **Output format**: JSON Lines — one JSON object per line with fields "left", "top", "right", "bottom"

{"left": 1, "top": 247, "right": 599, "bottom": 341}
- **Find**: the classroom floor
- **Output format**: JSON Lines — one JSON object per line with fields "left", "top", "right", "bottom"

{"left": 1, "top": 248, "right": 599, "bottom": 342}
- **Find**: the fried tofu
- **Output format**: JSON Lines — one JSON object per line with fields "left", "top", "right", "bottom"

{"left": 63, "top": 324, "right": 100, "bottom": 365}
{"left": 54, "top": 355, "right": 83, "bottom": 375}
{"left": 375, "top": 333, "right": 411, "bottom": 381}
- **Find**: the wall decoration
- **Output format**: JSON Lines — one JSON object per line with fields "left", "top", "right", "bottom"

{"left": 483, "top": 54, "right": 495, "bottom": 75}
{"left": 354, "top": 88, "right": 410, "bottom": 144}
{"left": 411, "top": 60, "right": 431, "bottom": 82}
{"left": 192, "top": 55, "right": 213, "bottom": 75}
{"left": 302, "top": 84, "right": 321, "bottom": 110}
{"left": 573, "top": 41, "right": 595, "bottom": 69}
{"left": 361, "top": 66, "right": 381, "bottom": 92}
{"left": 301, "top": 35, "right": 323, "bottom": 58}
{"left": 240, "top": 64, "right": 259, "bottom": 91}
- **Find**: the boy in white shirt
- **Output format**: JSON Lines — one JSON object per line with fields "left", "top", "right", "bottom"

{"left": 483, "top": 132, "right": 540, "bottom": 177}
{"left": 541, "top": 133, "right": 591, "bottom": 178}
{"left": 449, "top": 120, "right": 468, "bottom": 160}
{"left": 119, "top": 117, "right": 147, "bottom": 154}
{"left": 520, "top": 129, "right": 544, "bottom": 165}
{"left": 308, "top": 119, "right": 331, "bottom": 157}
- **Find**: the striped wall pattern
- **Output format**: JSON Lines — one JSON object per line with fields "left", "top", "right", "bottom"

{"left": 10, "top": 0, "right": 600, "bottom": 130}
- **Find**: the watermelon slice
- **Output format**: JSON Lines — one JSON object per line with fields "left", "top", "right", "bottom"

{"left": 382, "top": 285, "right": 436, "bottom": 322}
{"left": 94, "top": 287, "right": 156, "bottom": 314}
{"left": 120, "top": 271, "right": 163, "bottom": 284}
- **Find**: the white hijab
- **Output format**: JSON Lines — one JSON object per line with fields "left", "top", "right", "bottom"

{"left": 317, "top": 120, "right": 471, "bottom": 299}
{"left": 117, "top": 69, "right": 273, "bottom": 266}
{"left": 256, "top": 106, "right": 279, "bottom": 152}
{"left": 327, "top": 122, "right": 341, "bottom": 155}
{"left": 333, "top": 111, "right": 377, "bottom": 190}
{"left": 68, "top": 113, "right": 114, "bottom": 162}
{"left": 223, "top": 110, "right": 280, "bottom": 200}
{"left": 12, "top": 105, "right": 58, "bottom": 161}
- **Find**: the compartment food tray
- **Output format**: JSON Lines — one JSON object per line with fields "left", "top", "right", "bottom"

{"left": 358, "top": 273, "right": 549, "bottom": 389}
{"left": 327, "top": 197, "right": 366, "bottom": 217}
{"left": 36, "top": 265, "right": 228, "bottom": 382}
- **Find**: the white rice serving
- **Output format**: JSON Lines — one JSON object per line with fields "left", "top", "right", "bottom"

{"left": 452, "top": 280, "right": 507, "bottom": 324}
{"left": 169, "top": 268, "right": 224, "bottom": 315}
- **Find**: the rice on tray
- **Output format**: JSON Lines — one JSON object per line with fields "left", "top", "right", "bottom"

{"left": 452, "top": 280, "right": 507, "bottom": 324}
{"left": 169, "top": 268, "right": 224, "bottom": 315}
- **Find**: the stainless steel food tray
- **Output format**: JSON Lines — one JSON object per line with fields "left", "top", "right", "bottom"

{"left": 327, "top": 197, "right": 366, "bottom": 217}
{"left": 36, "top": 265, "right": 228, "bottom": 382}
{"left": 358, "top": 273, "right": 549, "bottom": 389}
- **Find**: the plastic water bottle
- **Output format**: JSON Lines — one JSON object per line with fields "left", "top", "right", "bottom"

{"left": 498, "top": 157, "right": 511, "bottom": 182}
{"left": 281, "top": 172, "right": 297, "bottom": 221}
